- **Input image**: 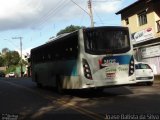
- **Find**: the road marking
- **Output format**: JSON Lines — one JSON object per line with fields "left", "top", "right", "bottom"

{"left": 46, "top": 95, "right": 104, "bottom": 120}
{"left": 0, "top": 80, "right": 106, "bottom": 120}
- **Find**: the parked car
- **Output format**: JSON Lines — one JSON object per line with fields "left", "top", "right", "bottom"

{"left": 135, "top": 62, "right": 154, "bottom": 86}
{"left": 0, "top": 71, "right": 5, "bottom": 77}
{"left": 9, "top": 72, "right": 15, "bottom": 78}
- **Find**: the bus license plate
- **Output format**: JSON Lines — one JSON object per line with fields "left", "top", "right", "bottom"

{"left": 106, "top": 73, "right": 115, "bottom": 79}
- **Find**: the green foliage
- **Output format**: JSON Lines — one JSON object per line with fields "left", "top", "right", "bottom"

{"left": 56, "top": 25, "right": 85, "bottom": 36}
{"left": 0, "top": 56, "right": 5, "bottom": 67}
{"left": 22, "top": 59, "right": 28, "bottom": 65}
{"left": 2, "top": 48, "right": 9, "bottom": 55}
{"left": 0, "top": 48, "right": 28, "bottom": 74}
{"left": 6, "top": 65, "right": 16, "bottom": 73}
{"left": 4, "top": 51, "right": 20, "bottom": 67}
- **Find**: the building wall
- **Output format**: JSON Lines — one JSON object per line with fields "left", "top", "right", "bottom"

{"left": 122, "top": 0, "right": 160, "bottom": 37}
{"left": 0, "top": 67, "right": 6, "bottom": 71}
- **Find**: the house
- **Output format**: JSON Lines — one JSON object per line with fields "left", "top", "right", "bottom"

{"left": 116, "top": 0, "right": 160, "bottom": 74}
{"left": 0, "top": 67, "right": 6, "bottom": 71}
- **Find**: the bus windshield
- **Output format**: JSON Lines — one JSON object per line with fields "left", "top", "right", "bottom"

{"left": 84, "top": 28, "right": 130, "bottom": 55}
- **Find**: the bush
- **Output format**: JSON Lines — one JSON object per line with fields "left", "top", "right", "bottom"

{"left": 6, "top": 65, "right": 16, "bottom": 74}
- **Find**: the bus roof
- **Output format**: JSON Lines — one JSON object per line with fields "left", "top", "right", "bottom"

{"left": 84, "top": 26, "right": 128, "bottom": 31}
{"left": 31, "top": 26, "right": 128, "bottom": 52}
{"left": 31, "top": 30, "right": 78, "bottom": 52}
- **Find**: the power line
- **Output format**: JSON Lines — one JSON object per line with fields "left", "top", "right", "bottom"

{"left": 92, "top": 7, "right": 104, "bottom": 25}
{"left": 70, "top": 0, "right": 90, "bottom": 16}
{"left": 70, "top": 0, "right": 94, "bottom": 27}
{"left": 26, "top": 0, "right": 88, "bottom": 46}
{"left": 4, "top": 39, "right": 20, "bottom": 49}
{"left": 35, "top": 0, "right": 70, "bottom": 28}
{"left": 88, "top": 0, "right": 121, "bottom": 26}
{"left": 88, "top": 0, "right": 94, "bottom": 27}
{"left": 26, "top": 0, "right": 70, "bottom": 45}
{"left": 79, "top": 4, "right": 88, "bottom": 25}
{"left": 93, "top": 0, "right": 121, "bottom": 2}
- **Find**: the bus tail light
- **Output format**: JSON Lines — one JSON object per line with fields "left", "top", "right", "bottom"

{"left": 98, "top": 59, "right": 103, "bottom": 69}
{"left": 82, "top": 58, "right": 93, "bottom": 80}
{"left": 129, "top": 56, "right": 134, "bottom": 76}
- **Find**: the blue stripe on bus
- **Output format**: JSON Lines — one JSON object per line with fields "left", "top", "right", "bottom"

{"left": 102, "top": 55, "right": 132, "bottom": 65}
{"left": 64, "top": 55, "right": 132, "bottom": 76}
{"left": 65, "top": 60, "right": 78, "bottom": 76}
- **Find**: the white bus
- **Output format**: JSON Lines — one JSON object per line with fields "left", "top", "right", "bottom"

{"left": 31, "top": 26, "right": 135, "bottom": 92}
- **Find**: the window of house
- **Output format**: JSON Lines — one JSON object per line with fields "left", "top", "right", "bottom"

{"left": 125, "top": 18, "right": 129, "bottom": 25}
{"left": 157, "top": 20, "right": 160, "bottom": 33}
{"left": 138, "top": 11, "right": 147, "bottom": 26}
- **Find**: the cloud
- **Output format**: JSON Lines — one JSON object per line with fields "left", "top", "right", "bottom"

{"left": 94, "top": 0, "right": 122, "bottom": 13}
{"left": 0, "top": 0, "right": 44, "bottom": 30}
{"left": 0, "top": 0, "right": 122, "bottom": 31}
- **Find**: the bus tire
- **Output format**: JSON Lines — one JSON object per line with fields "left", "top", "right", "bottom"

{"left": 56, "top": 75, "right": 64, "bottom": 94}
{"left": 94, "top": 88, "right": 104, "bottom": 92}
{"left": 35, "top": 73, "right": 43, "bottom": 88}
{"left": 37, "top": 83, "right": 43, "bottom": 88}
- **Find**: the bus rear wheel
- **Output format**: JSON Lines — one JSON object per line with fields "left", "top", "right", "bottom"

{"left": 35, "top": 74, "right": 43, "bottom": 88}
{"left": 94, "top": 88, "right": 104, "bottom": 92}
{"left": 37, "top": 83, "right": 43, "bottom": 88}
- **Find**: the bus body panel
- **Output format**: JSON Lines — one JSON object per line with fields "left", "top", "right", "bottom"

{"left": 79, "top": 53, "right": 135, "bottom": 89}
{"left": 32, "top": 59, "right": 83, "bottom": 89}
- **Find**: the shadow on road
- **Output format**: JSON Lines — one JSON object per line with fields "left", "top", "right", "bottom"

{"left": 61, "top": 86, "right": 133, "bottom": 98}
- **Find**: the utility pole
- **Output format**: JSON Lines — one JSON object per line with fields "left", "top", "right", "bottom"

{"left": 88, "top": 0, "right": 94, "bottom": 27}
{"left": 71, "top": 0, "right": 94, "bottom": 27}
{"left": 12, "top": 37, "right": 23, "bottom": 77}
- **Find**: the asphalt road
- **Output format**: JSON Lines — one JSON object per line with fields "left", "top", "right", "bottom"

{"left": 0, "top": 77, "right": 160, "bottom": 120}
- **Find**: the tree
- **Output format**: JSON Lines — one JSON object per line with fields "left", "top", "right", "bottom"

{"left": 11, "top": 51, "right": 21, "bottom": 65}
{"left": 56, "top": 25, "right": 85, "bottom": 36}
{"left": 4, "top": 51, "right": 20, "bottom": 67}
{"left": 0, "top": 56, "right": 5, "bottom": 67}
{"left": 0, "top": 48, "right": 9, "bottom": 67}
{"left": 22, "top": 59, "right": 28, "bottom": 66}
{"left": 2, "top": 48, "right": 9, "bottom": 55}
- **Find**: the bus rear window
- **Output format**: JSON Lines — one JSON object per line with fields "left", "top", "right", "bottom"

{"left": 83, "top": 28, "right": 130, "bottom": 55}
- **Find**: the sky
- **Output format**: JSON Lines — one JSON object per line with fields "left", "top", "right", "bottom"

{"left": 0, "top": 0, "right": 137, "bottom": 56}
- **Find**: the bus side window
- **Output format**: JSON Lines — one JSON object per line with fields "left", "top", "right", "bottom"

{"left": 36, "top": 51, "right": 41, "bottom": 63}
{"left": 48, "top": 54, "right": 51, "bottom": 61}
{"left": 61, "top": 40, "right": 67, "bottom": 60}
{"left": 50, "top": 44, "right": 55, "bottom": 61}
{"left": 43, "top": 55, "right": 45, "bottom": 61}
{"left": 40, "top": 50, "right": 44, "bottom": 63}
{"left": 47, "top": 47, "right": 51, "bottom": 61}
{"left": 70, "top": 35, "right": 78, "bottom": 59}
{"left": 54, "top": 42, "right": 60, "bottom": 60}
